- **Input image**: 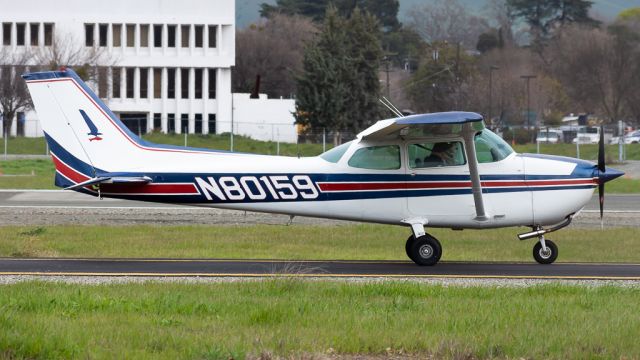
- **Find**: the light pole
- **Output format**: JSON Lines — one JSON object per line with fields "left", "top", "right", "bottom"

{"left": 521, "top": 74, "right": 537, "bottom": 142}
{"left": 488, "top": 65, "right": 499, "bottom": 126}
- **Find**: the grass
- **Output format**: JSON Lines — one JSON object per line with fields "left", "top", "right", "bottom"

{"left": 513, "top": 143, "right": 640, "bottom": 163}
{"left": 0, "top": 159, "right": 56, "bottom": 189}
{"left": 0, "top": 281, "right": 639, "bottom": 359}
{"left": 1, "top": 224, "right": 639, "bottom": 263}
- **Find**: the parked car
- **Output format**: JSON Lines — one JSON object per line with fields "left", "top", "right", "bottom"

{"left": 536, "top": 129, "right": 563, "bottom": 143}
{"left": 611, "top": 130, "right": 640, "bottom": 144}
{"left": 572, "top": 126, "right": 612, "bottom": 144}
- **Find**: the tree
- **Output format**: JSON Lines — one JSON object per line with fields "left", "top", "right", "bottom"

{"left": 234, "top": 14, "right": 317, "bottom": 97}
{"left": 547, "top": 24, "right": 640, "bottom": 123}
{"left": 507, "top": 0, "right": 599, "bottom": 44}
{"left": 32, "top": 32, "right": 112, "bottom": 81}
{"left": 295, "top": 7, "right": 383, "bottom": 134}
{"left": 261, "top": 0, "right": 400, "bottom": 32}
{"left": 405, "top": 41, "right": 475, "bottom": 113}
{"left": 406, "top": 0, "right": 490, "bottom": 50}
{"left": 260, "top": 0, "right": 329, "bottom": 22}
{"left": 0, "top": 50, "right": 32, "bottom": 136}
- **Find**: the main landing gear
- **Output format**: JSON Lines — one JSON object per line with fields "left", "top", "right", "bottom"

{"left": 405, "top": 234, "right": 442, "bottom": 266}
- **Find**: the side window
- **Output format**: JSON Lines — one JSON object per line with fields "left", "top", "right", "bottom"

{"left": 408, "top": 141, "right": 465, "bottom": 168}
{"left": 348, "top": 145, "right": 400, "bottom": 170}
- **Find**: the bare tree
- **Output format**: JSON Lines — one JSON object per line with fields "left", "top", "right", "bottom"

{"left": 32, "top": 32, "right": 116, "bottom": 82}
{"left": 234, "top": 14, "right": 317, "bottom": 98}
{"left": 0, "top": 49, "right": 33, "bottom": 136}
{"left": 547, "top": 24, "right": 640, "bottom": 123}
{"left": 406, "top": 0, "right": 490, "bottom": 50}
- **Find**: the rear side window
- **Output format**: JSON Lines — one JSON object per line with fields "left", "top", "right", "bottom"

{"left": 348, "top": 145, "right": 400, "bottom": 170}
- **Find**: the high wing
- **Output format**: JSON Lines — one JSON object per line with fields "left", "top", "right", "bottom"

{"left": 359, "top": 112, "right": 488, "bottom": 221}
{"left": 357, "top": 112, "right": 484, "bottom": 140}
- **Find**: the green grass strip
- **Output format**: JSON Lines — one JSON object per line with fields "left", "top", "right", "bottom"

{"left": 0, "top": 281, "right": 638, "bottom": 359}
{"left": 1, "top": 225, "right": 639, "bottom": 263}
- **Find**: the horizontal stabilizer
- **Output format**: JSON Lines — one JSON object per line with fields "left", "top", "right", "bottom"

{"left": 64, "top": 175, "right": 152, "bottom": 190}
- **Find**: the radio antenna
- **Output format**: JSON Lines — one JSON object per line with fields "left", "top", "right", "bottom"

{"left": 379, "top": 97, "right": 403, "bottom": 118}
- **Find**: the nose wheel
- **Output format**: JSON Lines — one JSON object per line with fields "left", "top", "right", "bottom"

{"left": 533, "top": 237, "right": 558, "bottom": 264}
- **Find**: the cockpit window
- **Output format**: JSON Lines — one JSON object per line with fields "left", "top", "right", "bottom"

{"left": 320, "top": 141, "right": 352, "bottom": 163}
{"left": 474, "top": 129, "right": 514, "bottom": 163}
{"left": 408, "top": 141, "right": 466, "bottom": 168}
{"left": 348, "top": 145, "right": 400, "bottom": 170}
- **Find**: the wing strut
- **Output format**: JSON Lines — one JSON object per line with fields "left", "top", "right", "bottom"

{"left": 462, "top": 123, "right": 488, "bottom": 221}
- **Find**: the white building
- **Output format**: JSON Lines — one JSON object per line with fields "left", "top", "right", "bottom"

{"left": 1, "top": 0, "right": 235, "bottom": 137}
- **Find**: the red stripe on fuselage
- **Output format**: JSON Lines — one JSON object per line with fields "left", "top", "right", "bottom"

{"left": 317, "top": 178, "right": 597, "bottom": 192}
{"left": 99, "top": 183, "right": 198, "bottom": 195}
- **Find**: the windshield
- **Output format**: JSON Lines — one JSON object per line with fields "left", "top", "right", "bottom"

{"left": 474, "top": 129, "right": 514, "bottom": 163}
{"left": 320, "top": 141, "right": 353, "bottom": 163}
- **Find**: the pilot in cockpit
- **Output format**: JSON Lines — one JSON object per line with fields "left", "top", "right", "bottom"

{"left": 423, "top": 142, "right": 456, "bottom": 166}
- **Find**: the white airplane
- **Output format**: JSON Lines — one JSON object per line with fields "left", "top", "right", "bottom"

{"left": 23, "top": 68, "right": 623, "bottom": 266}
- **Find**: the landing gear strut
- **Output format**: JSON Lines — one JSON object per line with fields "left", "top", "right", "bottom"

{"left": 518, "top": 217, "right": 571, "bottom": 265}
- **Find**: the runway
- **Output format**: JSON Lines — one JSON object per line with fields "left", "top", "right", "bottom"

{"left": 1, "top": 258, "right": 639, "bottom": 280}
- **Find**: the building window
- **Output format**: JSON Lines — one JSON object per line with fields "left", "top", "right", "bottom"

{"left": 140, "top": 68, "right": 148, "bottom": 98}
{"left": 208, "top": 69, "right": 216, "bottom": 99}
{"left": 208, "top": 114, "right": 216, "bottom": 134}
{"left": 167, "top": 68, "right": 176, "bottom": 99}
{"left": 153, "top": 24, "right": 162, "bottom": 48}
{"left": 126, "top": 24, "right": 135, "bottom": 47}
{"left": 181, "top": 68, "right": 189, "bottom": 99}
{"left": 153, "top": 68, "right": 162, "bottom": 98}
{"left": 112, "top": 67, "right": 121, "bottom": 98}
{"left": 167, "top": 25, "right": 176, "bottom": 47}
{"left": 44, "top": 23, "right": 54, "bottom": 46}
{"left": 99, "top": 24, "right": 108, "bottom": 47}
{"left": 195, "top": 114, "right": 203, "bottom": 134}
{"left": 85, "top": 24, "right": 95, "bottom": 46}
{"left": 208, "top": 25, "right": 216, "bottom": 48}
{"left": 194, "top": 68, "right": 203, "bottom": 99}
{"left": 168, "top": 113, "right": 175, "bottom": 133}
{"left": 181, "top": 114, "right": 189, "bottom": 133}
{"left": 140, "top": 25, "right": 149, "bottom": 47}
{"left": 98, "top": 67, "right": 108, "bottom": 98}
{"left": 30, "top": 23, "right": 39, "bottom": 46}
{"left": 2, "top": 23, "right": 11, "bottom": 46}
{"left": 181, "top": 25, "right": 189, "bottom": 47}
{"left": 126, "top": 67, "right": 134, "bottom": 98}
{"left": 153, "top": 113, "right": 161, "bottom": 131}
{"left": 194, "top": 25, "right": 203, "bottom": 47}
{"left": 16, "top": 23, "right": 25, "bottom": 46}
{"left": 112, "top": 24, "right": 121, "bottom": 47}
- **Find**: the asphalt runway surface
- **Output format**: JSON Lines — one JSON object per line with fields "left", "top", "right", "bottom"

{"left": 1, "top": 258, "right": 639, "bottom": 280}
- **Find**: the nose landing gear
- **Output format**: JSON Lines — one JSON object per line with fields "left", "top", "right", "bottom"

{"left": 532, "top": 235, "right": 558, "bottom": 264}
{"left": 518, "top": 216, "right": 571, "bottom": 265}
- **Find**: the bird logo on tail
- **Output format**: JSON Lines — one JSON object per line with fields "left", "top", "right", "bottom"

{"left": 79, "top": 109, "right": 103, "bottom": 141}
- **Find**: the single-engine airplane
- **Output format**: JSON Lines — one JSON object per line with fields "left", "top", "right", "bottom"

{"left": 23, "top": 68, "right": 624, "bottom": 266}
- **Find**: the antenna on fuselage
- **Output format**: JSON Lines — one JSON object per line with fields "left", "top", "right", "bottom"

{"left": 379, "top": 97, "right": 404, "bottom": 118}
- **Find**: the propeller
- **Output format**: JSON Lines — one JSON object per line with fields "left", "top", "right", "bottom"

{"left": 598, "top": 125, "right": 605, "bottom": 220}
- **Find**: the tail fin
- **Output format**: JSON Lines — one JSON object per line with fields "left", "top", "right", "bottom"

{"left": 23, "top": 68, "right": 153, "bottom": 186}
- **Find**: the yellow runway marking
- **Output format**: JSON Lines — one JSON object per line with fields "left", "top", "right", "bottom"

{"left": 2, "top": 258, "right": 640, "bottom": 266}
{"left": 1, "top": 272, "right": 639, "bottom": 280}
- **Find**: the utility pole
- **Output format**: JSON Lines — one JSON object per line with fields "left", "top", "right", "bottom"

{"left": 521, "top": 75, "right": 537, "bottom": 141}
{"left": 488, "top": 65, "right": 499, "bottom": 126}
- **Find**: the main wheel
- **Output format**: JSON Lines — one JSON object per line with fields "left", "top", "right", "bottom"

{"left": 533, "top": 240, "right": 558, "bottom": 264}
{"left": 409, "top": 234, "right": 442, "bottom": 266}
{"left": 405, "top": 235, "right": 416, "bottom": 261}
